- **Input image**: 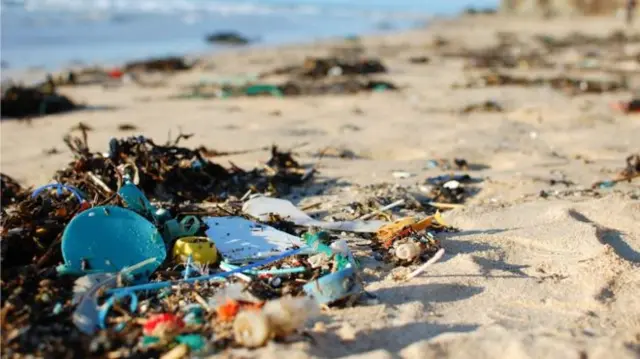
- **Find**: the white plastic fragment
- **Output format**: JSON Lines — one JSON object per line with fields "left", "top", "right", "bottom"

{"left": 329, "top": 239, "right": 350, "bottom": 255}
{"left": 204, "top": 217, "right": 304, "bottom": 263}
{"left": 358, "top": 199, "right": 405, "bottom": 220}
{"left": 392, "top": 171, "right": 413, "bottom": 179}
{"left": 443, "top": 180, "right": 460, "bottom": 190}
{"left": 404, "top": 248, "right": 445, "bottom": 281}
{"left": 243, "top": 196, "right": 387, "bottom": 233}
{"left": 72, "top": 273, "right": 118, "bottom": 335}
{"left": 328, "top": 66, "right": 343, "bottom": 77}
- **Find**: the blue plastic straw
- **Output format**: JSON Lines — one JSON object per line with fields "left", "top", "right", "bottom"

{"left": 219, "top": 262, "right": 307, "bottom": 276}
{"left": 106, "top": 248, "right": 303, "bottom": 296}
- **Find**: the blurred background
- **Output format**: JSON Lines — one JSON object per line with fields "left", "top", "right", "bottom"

{"left": 0, "top": 0, "right": 499, "bottom": 70}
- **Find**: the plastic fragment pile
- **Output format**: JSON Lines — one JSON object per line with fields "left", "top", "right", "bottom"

{"left": 0, "top": 134, "right": 456, "bottom": 358}
{"left": 174, "top": 56, "right": 397, "bottom": 99}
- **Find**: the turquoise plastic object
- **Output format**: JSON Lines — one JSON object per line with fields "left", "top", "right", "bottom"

{"left": 245, "top": 84, "right": 283, "bottom": 97}
{"left": 118, "top": 180, "right": 154, "bottom": 218}
{"left": 60, "top": 205, "right": 166, "bottom": 277}
{"left": 303, "top": 232, "right": 350, "bottom": 270}
{"left": 163, "top": 215, "right": 200, "bottom": 241}
{"left": 176, "top": 334, "right": 206, "bottom": 352}
{"left": 373, "top": 84, "right": 388, "bottom": 92}
{"left": 303, "top": 266, "right": 362, "bottom": 305}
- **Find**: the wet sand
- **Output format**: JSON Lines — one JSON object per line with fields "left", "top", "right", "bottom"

{"left": 2, "top": 15, "right": 640, "bottom": 358}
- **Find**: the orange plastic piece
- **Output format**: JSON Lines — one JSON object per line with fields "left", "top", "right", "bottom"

{"left": 216, "top": 299, "right": 240, "bottom": 322}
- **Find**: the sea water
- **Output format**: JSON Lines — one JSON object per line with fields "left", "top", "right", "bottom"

{"left": 1, "top": 0, "right": 498, "bottom": 70}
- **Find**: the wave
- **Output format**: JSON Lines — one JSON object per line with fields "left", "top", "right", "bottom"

{"left": 1, "top": 0, "right": 443, "bottom": 19}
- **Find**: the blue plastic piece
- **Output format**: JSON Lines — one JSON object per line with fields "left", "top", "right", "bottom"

{"left": 303, "top": 266, "right": 362, "bottom": 305}
{"left": 60, "top": 205, "right": 166, "bottom": 277}
{"left": 32, "top": 183, "right": 85, "bottom": 203}
{"left": 106, "top": 247, "right": 304, "bottom": 296}
{"left": 98, "top": 291, "right": 139, "bottom": 329}
{"left": 118, "top": 180, "right": 154, "bottom": 218}
{"left": 598, "top": 180, "right": 616, "bottom": 189}
{"left": 425, "top": 160, "right": 438, "bottom": 169}
{"left": 163, "top": 216, "right": 200, "bottom": 242}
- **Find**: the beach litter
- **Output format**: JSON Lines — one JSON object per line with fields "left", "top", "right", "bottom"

{"left": 1, "top": 123, "right": 461, "bottom": 356}
{"left": 243, "top": 196, "right": 386, "bottom": 233}
{"left": 592, "top": 154, "right": 640, "bottom": 188}
{"left": 454, "top": 72, "right": 628, "bottom": 95}
{"left": 424, "top": 174, "right": 483, "bottom": 204}
{"left": 173, "top": 78, "right": 398, "bottom": 99}
{"left": 261, "top": 56, "right": 387, "bottom": 79}
{"left": 124, "top": 56, "right": 194, "bottom": 73}
{"left": 610, "top": 98, "right": 640, "bottom": 113}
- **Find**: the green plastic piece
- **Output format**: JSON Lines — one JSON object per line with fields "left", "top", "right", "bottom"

{"left": 175, "top": 334, "right": 206, "bottom": 352}
{"left": 245, "top": 85, "right": 283, "bottom": 97}
{"left": 303, "top": 232, "right": 350, "bottom": 270}
{"left": 373, "top": 84, "right": 388, "bottom": 92}
{"left": 141, "top": 336, "right": 161, "bottom": 347}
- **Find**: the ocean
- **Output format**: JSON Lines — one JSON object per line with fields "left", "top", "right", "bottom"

{"left": 1, "top": 0, "right": 498, "bottom": 70}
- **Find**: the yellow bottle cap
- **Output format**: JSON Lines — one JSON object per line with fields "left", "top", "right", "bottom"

{"left": 172, "top": 236, "right": 218, "bottom": 265}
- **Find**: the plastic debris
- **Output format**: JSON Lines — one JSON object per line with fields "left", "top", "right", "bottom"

{"left": 175, "top": 334, "right": 207, "bottom": 352}
{"left": 173, "top": 236, "right": 218, "bottom": 265}
{"left": 404, "top": 248, "right": 446, "bottom": 281}
{"left": 204, "top": 216, "right": 304, "bottom": 263}
{"left": 124, "top": 56, "right": 193, "bottom": 73}
{"left": 376, "top": 213, "right": 446, "bottom": 249}
{"left": 72, "top": 273, "right": 118, "bottom": 335}
{"left": 143, "top": 313, "right": 185, "bottom": 338}
{"left": 183, "top": 305, "right": 206, "bottom": 325}
{"left": 217, "top": 299, "right": 242, "bottom": 322}
{"left": 243, "top": 196, "right": 387, "bottom": 233}
{"left": 592, "top": 153, "right": 640, "bottom": 188}
{"left": 59, "top": 205, "right": 166, "bottom": 277}
{"left": 303, "top": 266, "right": 363, "bottom": 305}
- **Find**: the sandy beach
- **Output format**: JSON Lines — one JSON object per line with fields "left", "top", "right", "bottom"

{"left": 2, "top": 14, "right": 640, "bottom": 358}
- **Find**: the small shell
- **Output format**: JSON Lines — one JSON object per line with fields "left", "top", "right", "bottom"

{"left": 263, "top": 297, "right": 319, "bottom": 337}
{"left": 233, "top": 311, "right": 271, "bottom": 348}
{"left": 395, "top": 242, "right": 421, "bottom": 261}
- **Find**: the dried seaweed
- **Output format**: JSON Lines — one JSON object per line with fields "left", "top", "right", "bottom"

{"left": 1, "top": 84, "right": 78, "bottom": 119}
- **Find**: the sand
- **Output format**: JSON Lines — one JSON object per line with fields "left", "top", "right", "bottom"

{"left": 2, "top": 15, "right": 640, "bottom": 358}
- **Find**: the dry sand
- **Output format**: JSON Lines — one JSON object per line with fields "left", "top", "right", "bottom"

{"left": 2, "top": 15, "right": 640, "bottom": 358}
